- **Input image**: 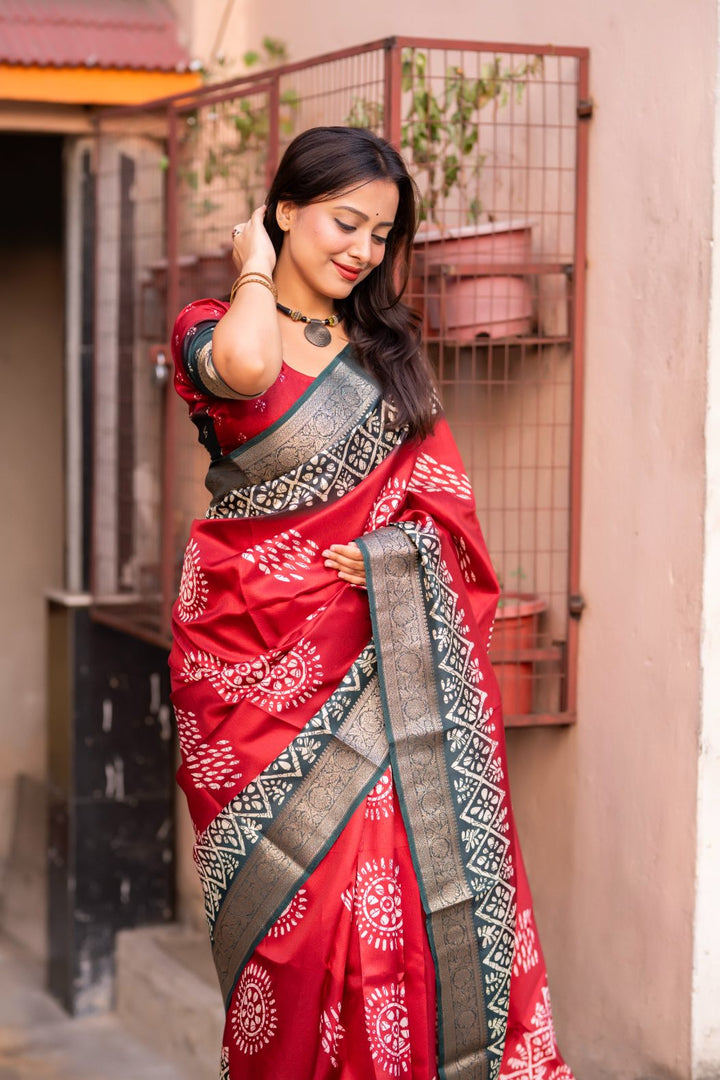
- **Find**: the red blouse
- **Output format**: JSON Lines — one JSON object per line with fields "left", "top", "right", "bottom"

{"left": 171, "top": 298, "right": 314, "bottom": 458}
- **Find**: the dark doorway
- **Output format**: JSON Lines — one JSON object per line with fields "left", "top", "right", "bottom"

{"left": 0, "top": 132, "right": 63, "bottom": 245}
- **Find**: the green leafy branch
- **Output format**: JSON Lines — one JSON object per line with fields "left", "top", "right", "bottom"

{"left": 401, "top": 50, "right": 543, "bottom": 225}
{"left": 346, "top": 49, "right": 543, "bottom": 226}
{"left": 172, "top": 39, "right": 299, "bottom": 216}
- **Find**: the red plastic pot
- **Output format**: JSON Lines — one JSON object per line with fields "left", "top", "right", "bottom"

{"left": 412, "top": 221, "right": 534, "bottom": 340}
{"left": 489, "top": 593, "right": 546, "bottom": 717}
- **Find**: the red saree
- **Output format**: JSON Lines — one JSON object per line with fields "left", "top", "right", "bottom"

{"left": 170, "top": 304, "right": 574, "bottom": 1080}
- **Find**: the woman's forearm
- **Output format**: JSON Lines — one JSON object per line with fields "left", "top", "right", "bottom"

{"left": 211, "top": 207, "right": 282, "bottom": 396}
{"left": 211, "top": 264, "right": 282, "bottom": 396}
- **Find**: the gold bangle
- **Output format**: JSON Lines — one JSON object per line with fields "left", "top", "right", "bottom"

{"left": 238, "top": 271, "right": 277, "bottom": 294}
{"left": 230, "top": 272, "right": 278, "bottom": 303}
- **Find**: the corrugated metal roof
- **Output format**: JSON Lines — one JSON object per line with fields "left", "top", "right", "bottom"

{"left": 0, "top": 0, "right": 191, "bottom": 72}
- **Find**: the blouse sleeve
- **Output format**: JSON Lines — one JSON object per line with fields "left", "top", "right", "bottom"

{"left": 171, "top": 299, "right": 260, "bottom": 402}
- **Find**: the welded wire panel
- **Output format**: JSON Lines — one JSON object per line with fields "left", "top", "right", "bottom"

{"left": 90, "top": 38, "right": 587, "bottom": 721}
{"left": 175, "top": 89, "right": 271, "bottom": 259}
{"left": 400, "top": 45, "right": 582, "bottom": 720}
{"left": 277, "top": 47, "right": 386, "bottom": 151}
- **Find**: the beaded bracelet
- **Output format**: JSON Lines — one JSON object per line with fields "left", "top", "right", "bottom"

{"left": 230, "top": 272, "right": 278, "bottom": 303}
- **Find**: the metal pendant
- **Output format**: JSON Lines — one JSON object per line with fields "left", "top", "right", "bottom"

{"left": 304, "top": 320, "right": 332, "bottom": 347}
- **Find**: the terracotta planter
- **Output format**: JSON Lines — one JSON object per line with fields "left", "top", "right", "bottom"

{"left": 489, "top": 592, "right": 546, "bottom": 716}
{"left": 412, "top": 221, "right": 534, "bottom": 340}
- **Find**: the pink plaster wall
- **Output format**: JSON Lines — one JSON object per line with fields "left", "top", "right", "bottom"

{"left": 173, "top": 3, "right": 716, "bottom": 1076}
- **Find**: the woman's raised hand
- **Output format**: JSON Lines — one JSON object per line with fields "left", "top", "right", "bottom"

{"left": 212, "top": 204, "right": 282, "bottom": 395}
{"left": 323, "top": 543, "right": 367, "bottom": 588}
{"left": 231, "top": 205, "right": 276, "bottom": 277}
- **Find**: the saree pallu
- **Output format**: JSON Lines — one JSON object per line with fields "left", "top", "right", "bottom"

{"left": 169, "top": 348, "right": 573, "bottom": 1080}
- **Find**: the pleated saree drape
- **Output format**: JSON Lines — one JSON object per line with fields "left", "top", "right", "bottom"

{"left": 169, "top": 349, "right": 573, "bottom": 1080}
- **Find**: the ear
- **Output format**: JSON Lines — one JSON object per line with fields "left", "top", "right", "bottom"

{"left": 275, "top": 199, "right": 296, "bottom": 232}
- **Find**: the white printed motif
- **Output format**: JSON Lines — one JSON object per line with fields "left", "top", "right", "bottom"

{"left": 407, "top": 453, "right": 474, "bottom": 502}
{"left": 173, "top": 706, "right": 200, "bottom": 756}
{"left": 453, "top": 534, "right": 477, "bottom": 583}
{"left": 365, "top": 478, "right": 407, "bottom": 531}
{"left": 512, "top": 907, "right": 540, "bottom": 977}
{"left": 365, "top": 982, "right": 411, "bottom": 1077}
{"left": 177, "top": 539, "right": 210, "bottom": 622}
{"left": 355, "top": 858, "right": 403, "bottom": 951}
{"left": 185, "top": 740, "right": 242, "bottom": 791}
{"left": 268, "top": 888, "right": 307, "bottom": 938}
{"left": 319, "top": 1002, "right": 346, "bottom": 1068}
{"left": 365, "top": 769, "right": 395, "bottom": 820}
{"left": 340, "top": 887, "right": 353, "bottom": 912}
{"left": 241, "top": 529, "right": 320, "bottom": 583}
{"left": 500, "top": 985, "right": 571, "bottom": 1080}
{"left": 231, "top": 962, "right": 278, "bottom": 1056}
{"left": 175, "top": 708, "right": 243, "bottom": 790}
{"left": 180, "top": 639, "right": 323, "bottom": 712}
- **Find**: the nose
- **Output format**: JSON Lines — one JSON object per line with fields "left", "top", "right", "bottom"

{"left": 347, "top": 228, "right": 373, "bottom": 267}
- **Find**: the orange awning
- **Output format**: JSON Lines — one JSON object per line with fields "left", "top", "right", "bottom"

{"left": 0, "top": 63, "right": 201, "bottom": 106}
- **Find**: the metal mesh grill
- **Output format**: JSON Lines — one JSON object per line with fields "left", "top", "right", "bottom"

{"left": 91, "top": 37, "right": 589, "bottom": 723}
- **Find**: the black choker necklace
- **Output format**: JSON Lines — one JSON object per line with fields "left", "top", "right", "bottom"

{"left": 276, "top": 301, "right": 342, "bottom": 348}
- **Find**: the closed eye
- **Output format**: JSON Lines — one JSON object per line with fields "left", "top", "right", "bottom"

{"left": 335, "top": 219, "right": 389, "bottom": 245}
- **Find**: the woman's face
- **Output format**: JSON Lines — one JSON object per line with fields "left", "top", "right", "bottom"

{"left": 275, "top": 177, "right": 400, "bottom": 303}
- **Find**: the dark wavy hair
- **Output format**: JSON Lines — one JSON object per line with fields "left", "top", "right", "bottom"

{"left": 263, "top": 126, "right": 437, "bottom": 439}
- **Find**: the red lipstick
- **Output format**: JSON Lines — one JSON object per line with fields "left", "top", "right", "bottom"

{"left": 332, "top": 261, "right": 361, "bottom": 282}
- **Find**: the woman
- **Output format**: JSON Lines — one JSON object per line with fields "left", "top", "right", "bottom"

{"left": 170, "top": 126, "right": 573, "bottom": 1080}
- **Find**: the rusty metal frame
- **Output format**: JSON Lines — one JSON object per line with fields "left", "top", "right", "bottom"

{"left": 564, "top": 51, "right": 591, "bottom": 720}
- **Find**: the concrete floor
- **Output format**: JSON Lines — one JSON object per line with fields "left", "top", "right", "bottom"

{"left": 0, "top": 934, "right": 179, "bottom": 1080}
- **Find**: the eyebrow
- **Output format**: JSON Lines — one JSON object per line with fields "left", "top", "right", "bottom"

{"left": 334, "top": 204, "right": 394, "bottom": 228}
